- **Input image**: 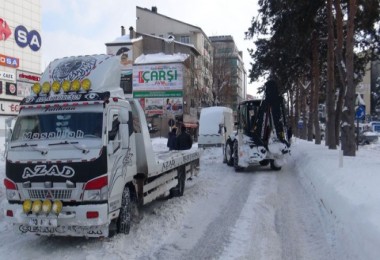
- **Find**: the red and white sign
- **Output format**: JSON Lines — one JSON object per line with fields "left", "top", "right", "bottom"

{"left": 16, "top": 70, "right": 41, "bottom": 83}
{"left": 6, "top": 82, "right": 17, "bottom": 95}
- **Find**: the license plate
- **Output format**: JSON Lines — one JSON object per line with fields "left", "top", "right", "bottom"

{"left": 28, "top": 217, "right": 57, "bottom": 227}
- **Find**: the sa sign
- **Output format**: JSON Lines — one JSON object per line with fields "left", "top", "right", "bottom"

{"left": 15, "top": 25, "right": 42, "bottom": 52}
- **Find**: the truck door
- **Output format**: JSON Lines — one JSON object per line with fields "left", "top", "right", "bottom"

{"left": 107, "top": 108, "right": 126, "bottom": 198}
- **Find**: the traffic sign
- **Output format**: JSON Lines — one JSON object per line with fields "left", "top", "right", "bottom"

{"left": 355, "top": 105, "right": 365, "bottom": 120}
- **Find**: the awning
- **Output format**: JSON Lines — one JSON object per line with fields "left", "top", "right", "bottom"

{"left": 183, "top": 123, "right": 198, "bottom": 128}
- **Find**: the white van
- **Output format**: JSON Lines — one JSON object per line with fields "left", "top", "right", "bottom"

{"left": 198, "top": 106, "right": 234, "bottom": 148}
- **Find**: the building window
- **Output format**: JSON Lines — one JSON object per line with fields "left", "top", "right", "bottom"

{"left": 180, "top": 36, "right": 190, "bottom": 44}
{"left": 217, "top": 48, "right": 232, "bottom": 54}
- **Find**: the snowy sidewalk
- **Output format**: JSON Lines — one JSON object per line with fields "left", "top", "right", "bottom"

{"left": 292, "top": 139, "right": 380, "bottom": 260}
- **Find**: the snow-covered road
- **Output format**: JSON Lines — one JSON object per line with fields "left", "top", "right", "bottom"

{"left": 0, "top": 140, "right": 350, "bottom": 260}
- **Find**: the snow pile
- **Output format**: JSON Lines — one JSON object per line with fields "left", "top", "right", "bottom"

{"left": 292, "top": 139, "right": 380, "bottom": 260}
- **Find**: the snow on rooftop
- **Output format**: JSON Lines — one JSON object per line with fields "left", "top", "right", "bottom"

{"left": 106, "top": 35, "right": 143, "bottom": 44}
{"left": 134, "top": 52, "right": 189, "bottom": 64}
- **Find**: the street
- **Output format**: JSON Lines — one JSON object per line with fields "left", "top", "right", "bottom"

{"left": 0, "top": 144, "right": 349, "bottom": 260}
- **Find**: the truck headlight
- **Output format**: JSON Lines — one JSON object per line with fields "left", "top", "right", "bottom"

{"left": 42, "top": 200, "right": 52, "bottom": 214}
{"left": 32, "top": 200, "right": 42, "bottom": 214}
{"left": 52, "top": 200, "right": 63, "bottom": 215}
{"left": 23, "top": 199, "right": 32, "bottom": 214}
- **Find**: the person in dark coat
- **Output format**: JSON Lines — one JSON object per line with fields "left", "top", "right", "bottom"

{"left": 175, "top": 126, "right": 193, "bottom": 150}
{"left": 167, "top": 127, "right": 177, "bottom": 151}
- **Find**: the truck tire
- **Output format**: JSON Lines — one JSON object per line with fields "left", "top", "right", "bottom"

{"left": 170, "top": 168, "right": 186, "bottom": 197}
{"left": 225, "top": 139, "right": 234, "bottom": 166}
{"left": 117, "top": 186, "right": 132, "bottom": 234}
{"left": 270, "top": 160, "right": 282, "bottom": 171}
{"left": 233, "top": 141, "right": 245, "bottom": 172}
{"left": 259, "top": 159, "right": 270, "bottom": 166}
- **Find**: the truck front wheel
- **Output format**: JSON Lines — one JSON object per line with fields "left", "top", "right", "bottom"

{"left": 259, "top": 159, "right": 270, "bottom": 166}
{"left": 117, "top": 186, "right": 132, "bottom": 234}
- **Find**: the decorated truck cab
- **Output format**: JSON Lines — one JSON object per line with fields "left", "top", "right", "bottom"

{"left": 3, "top": 54, "right": 200, "bottom": 237}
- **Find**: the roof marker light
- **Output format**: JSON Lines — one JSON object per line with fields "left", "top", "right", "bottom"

{"left": 81, "top": 78, "right": 91, "bottom": 91}
{"left": 32, "top": 83, "right": 41, "bottom": 95}
{"left": 42, "top": 82, "right": 51, "bottom": 94}
{"left": 62, "top": 80, "right": 71, "bottom": 93}
{"left": 71, "top": 80, "right": 81, "bottom": 92}
{"left": 52, "top": 81, "right": 61, "bottom": 93}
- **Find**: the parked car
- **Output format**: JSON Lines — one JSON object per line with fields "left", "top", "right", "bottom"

{"left": 358, "top": 130, "right": 379, "bottom": 145}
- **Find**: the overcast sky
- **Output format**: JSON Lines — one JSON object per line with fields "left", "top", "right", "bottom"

{"left": 41, "top": 0, "right": 260, "bottom": 95}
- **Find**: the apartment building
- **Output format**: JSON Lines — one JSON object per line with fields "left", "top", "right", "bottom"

{"left": 105, "top": 26, "right": 201, "bottom": 136}
{"left": 136, "top": 6, "right": 214, "bottom": 111}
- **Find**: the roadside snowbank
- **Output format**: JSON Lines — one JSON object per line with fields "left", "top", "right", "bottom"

{"left": 292, "top": 139, "right": 380, "bottom": 260}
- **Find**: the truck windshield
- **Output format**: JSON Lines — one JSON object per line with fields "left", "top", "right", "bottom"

{"left": 11, "top": 112, "right": 103, "bottom": 142}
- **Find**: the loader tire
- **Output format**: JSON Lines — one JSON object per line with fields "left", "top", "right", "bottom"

{"left": 233, "top": 141, "right": 245, "bottom": 172}
{"left": 270, "top": 160, "right": 282, "bottom": 171}
{"left": 225, "top": 139, "right": 234, "bottom": 166}
{"left": 259, "top": 159, "right": 270, "bottom": 166}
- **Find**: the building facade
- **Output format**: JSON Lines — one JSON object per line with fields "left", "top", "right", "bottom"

{"left": 136, "top": 6, "right": 214, "bottom": 111}
{"left": 209, "top": 35, "right": 247, "bottom": 110}
{"left": 105, "top": 27, "right": 201, "bottom": 136}
{"left": 0, "top": 0, "right": 42, "bottom": 132}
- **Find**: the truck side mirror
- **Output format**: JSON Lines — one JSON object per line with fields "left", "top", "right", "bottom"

{"left": 108, "top": 118, "right": 120, "bottom": 141}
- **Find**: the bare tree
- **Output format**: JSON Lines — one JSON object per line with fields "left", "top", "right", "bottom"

{"left": 212, "top": 50, "right": 237, "bottom": 108}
